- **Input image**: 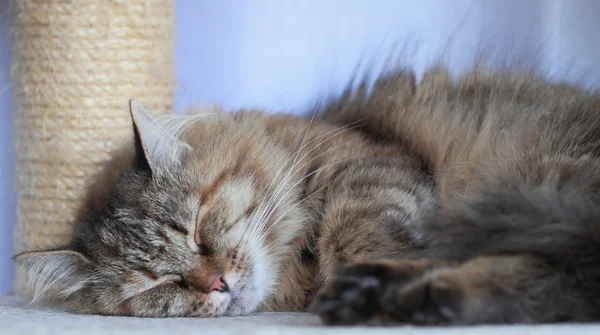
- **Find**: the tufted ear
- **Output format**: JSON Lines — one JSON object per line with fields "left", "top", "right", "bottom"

{"left": 14, "top": 249, "right": 93, "bottom": 302}
{"left": 129, "top": 99, "right": 193, "bottom": 176}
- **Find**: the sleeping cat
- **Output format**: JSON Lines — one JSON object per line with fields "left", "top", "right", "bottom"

{"left": 15, "top": 68, "right": 600, "bottom": 325}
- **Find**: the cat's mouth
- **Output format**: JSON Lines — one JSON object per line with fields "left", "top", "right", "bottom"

{"left": 222, "top": 271, "right": 260, "bottom": 316}
{"left": 220, "top": 239, "right": 273, "bottom": 316}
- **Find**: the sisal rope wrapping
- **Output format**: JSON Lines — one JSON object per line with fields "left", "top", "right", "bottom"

{"left": 12, "top": 0, "right": 175, "bottom": 295}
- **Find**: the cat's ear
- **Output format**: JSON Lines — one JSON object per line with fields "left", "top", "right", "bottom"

{"left": 129, "top": 99, "right": 193, "bottom": 176}
{"left": 14, "top": 249, "right": 92, "bottom": 302}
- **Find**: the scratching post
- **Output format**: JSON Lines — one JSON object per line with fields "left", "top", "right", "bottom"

{"left": 12, "top": 0, "right": 175, "bottom": 295}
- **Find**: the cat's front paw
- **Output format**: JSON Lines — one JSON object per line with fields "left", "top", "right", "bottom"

{"left": 379, "top": 270, "right": 465, "bottom": 325}
{"left": 311, "top": 260, "right": 458, "bottom": 326}
{"left": 309, "top": 264, "right": 384, "bottom": 325}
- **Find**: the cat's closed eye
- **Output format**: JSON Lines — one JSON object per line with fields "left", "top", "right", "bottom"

{"left": 158, "top": 274, "right": 183, "bottom": 286}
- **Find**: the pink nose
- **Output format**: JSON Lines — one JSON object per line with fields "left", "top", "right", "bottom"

{"left": 209, "top": 275, "right": 229, "bottom": 292}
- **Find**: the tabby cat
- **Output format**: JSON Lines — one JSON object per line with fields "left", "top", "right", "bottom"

{"left": 15, "top": 68, "right": 600, "bottom": 325}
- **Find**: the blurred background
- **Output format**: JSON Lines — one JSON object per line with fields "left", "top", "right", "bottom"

{"left": 1, "top": 0, "right": 600, "bottom": 294}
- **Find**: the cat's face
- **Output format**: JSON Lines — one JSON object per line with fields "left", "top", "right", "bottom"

{"left": 15, "top": 101, "right": 304, "bottom": 317}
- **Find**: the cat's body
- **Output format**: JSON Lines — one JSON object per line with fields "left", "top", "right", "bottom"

{"left": 316, "top": 69, "right": 600, "bottom": 324}
{"left": 235, "top": 112, "right": 435, "bottom": 312}
{"left": 16, "top": 68, "right": 600, "bottom": 325}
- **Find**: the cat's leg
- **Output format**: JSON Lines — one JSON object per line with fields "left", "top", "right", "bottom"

{"left": 312, "top": 185, "right": 600, "bottom": 325}
{"left": 379, "top": 254, "right": 592, "bottom": 325}
{"left": 314, "top": 254, "right": 591, "bottom": 325}
{"left": 310, "top": 258, "right": 452, "bottom": 325}
{"left": 310, "top": 155, "right": 436, "bottom": 323}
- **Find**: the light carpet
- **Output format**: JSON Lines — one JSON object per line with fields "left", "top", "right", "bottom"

{"left": 2, "top": 295, "right": 599, "bottom": 335}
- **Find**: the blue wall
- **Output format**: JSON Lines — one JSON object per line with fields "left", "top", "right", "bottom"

{"left": 0, "top": 0, "right": 15, "bottom": 294}
{"left": 175, "top": 0, "right": 600, "bottom": 116}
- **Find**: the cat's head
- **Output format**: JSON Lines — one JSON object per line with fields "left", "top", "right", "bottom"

{"left": 15, "top": 100, "right": 305, "bottom": 317}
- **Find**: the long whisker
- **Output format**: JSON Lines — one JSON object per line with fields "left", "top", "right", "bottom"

{"left": 257, "top": 117, "right": 365, "bottom": 212}
{"left": 292, "top": 99, "right": 321, "bottom": 169}
{"left": 236, "top": 102, "right": 322, "bottom": 248}
{"left": 238, "top": 120, "right": 364, "bottom": 249}
{"left": 245, "top": 133, "right": 364, "bottom": 250}
{"left": 255, "top": 138, "right": 361, "bottom": 233}
{"left": 245, "top": 150, "right": 346, "bottom": 252}
{"left": 252, "top": 123, "right": 364, "bottom": 236}
{"left": 259, "top": 179, "right": 335, "bottom": 247}
{"left": 247, "top": 157, "right": 354, "bottom": 250}
{"left": 260, "top": 117, "right": 365, "bottom": 205}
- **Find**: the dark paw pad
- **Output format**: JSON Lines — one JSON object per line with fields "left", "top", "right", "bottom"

{"left": 381, "top": 275, "right": 463, "bottom": 325}
{"left": 310, "top": 271, "right": 380, "bottom": 325}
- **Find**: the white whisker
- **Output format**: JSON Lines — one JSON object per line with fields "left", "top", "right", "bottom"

{"left": 243, "top": 126, "right": 364, "bottom": 251}
{"left": 260, "top": 179, "right": 335, "bottom": 245}
{"left": 250, "top": 124, "right": 364, "bottom": 239}
{"left": 248, "top": 157, "right": 354, "bottom": 251}
{"left": 255, "top": 139, "right": 360, "bottom": 232}
{"left": 235, "top": 102, "right": 322, "bottom": 247}
{"left": 238, "top": 116, "right": 365, "bottom": 252}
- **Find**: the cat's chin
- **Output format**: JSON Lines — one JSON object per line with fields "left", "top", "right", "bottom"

{"left": 223, "top": 283, "right": 261, "bottom": 316}
{"left": 223, "top": 261, "right": 271, "bottom": 316}
{"left": 222, "top": 237, "right": 275, "bottom": 316}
